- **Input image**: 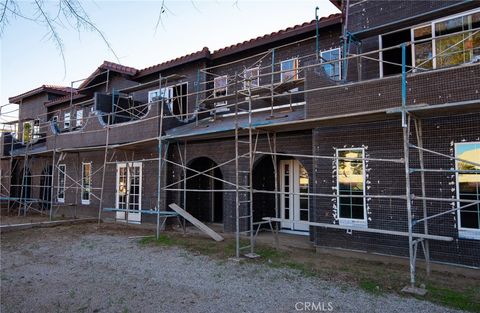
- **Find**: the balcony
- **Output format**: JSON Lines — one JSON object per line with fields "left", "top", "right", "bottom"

{"left": 305, "top": 43, "right": 480, "bottom": 121}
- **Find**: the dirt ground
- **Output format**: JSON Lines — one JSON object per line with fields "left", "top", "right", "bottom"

{"left": 0, "top": 211, "right": 52, "bottom": 225}
{"left": 1, "top": 221, "right": 478, "bottom": 313}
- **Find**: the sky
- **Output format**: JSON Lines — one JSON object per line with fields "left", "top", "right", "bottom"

{"left": 0, "top": 0, "right": 339, "bottom": 122}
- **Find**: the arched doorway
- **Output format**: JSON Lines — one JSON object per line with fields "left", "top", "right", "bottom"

{"left": 39, "top": 165, "right": 52, "bottom": 210}
{"left": 252, "top": 156, "right": 276, "bottom": 223}
{"left": 186, "top": 157, "right": 223, "bottom": 223}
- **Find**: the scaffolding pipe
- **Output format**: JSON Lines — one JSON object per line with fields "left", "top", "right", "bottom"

{"left": 414, "top": 117, "right": 430, "bottom": 275}
{"left": 49, "top": 150, "right": 56, "bottom": 221}
{"left": 156, "top": 74, "right": 165, "bottom": 239}
{"left": 235, "top": 72, "right": 241, "bottom": 259}
{"left": 98, "top": 114, "right": 111, "bottom": 224}
{"left": 415, "top": 201, "right": 480, "bottom": 225}
{"left": 410, "top": 144, "right": 480, "bottom": 167}
{"left": 401, "top": 43, "right": 416, "bottom": 287}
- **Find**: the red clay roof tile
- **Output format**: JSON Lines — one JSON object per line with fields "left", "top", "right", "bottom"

{"left": 9, "top": 85, "right": 76, "bottom": 104}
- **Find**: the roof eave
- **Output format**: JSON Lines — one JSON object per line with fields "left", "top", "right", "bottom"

{"left": 134, "top": 49, "right": 211, "bottom": 79}
{"left": 8, "top": 87, "right": 72, "bottom": 104}
{"left": 211, "top": 14, "right": 341, "bottom": 60}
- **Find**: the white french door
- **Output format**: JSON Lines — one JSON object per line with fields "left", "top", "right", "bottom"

{"left": 116, "top": 162, "right": 142, "bottom": 223}
{"left": 280, "top": 160, "right": 309, "bottom": 232}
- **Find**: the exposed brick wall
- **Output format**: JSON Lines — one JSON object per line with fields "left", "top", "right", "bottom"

{"left": 346, "top": 0, "right": 468, "bottom": 34}
{"left": 312, "top": 113, "right": 480, "bottom": 267}
{"left": 305, "top": 63, "right": 480, "bottom": 119}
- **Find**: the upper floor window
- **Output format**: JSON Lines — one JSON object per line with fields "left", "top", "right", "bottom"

{"left": 281, "top": 58, "right": 299, "bottom": 82}
{"left": 413, "top": 10, "right": 480, "bottom": 71}
{"left": 244, "top": 67, "right": 260, "bottom": 89}
{"left": 214, "top": 75, "right": 228, "bottom": 107}
{"left": 64, "top": 112, "right": 70, "bottom": 129}
{"left": 412, "top": 25, "right": 433, "bottom": 70}
{"left": 76, "top": 109, "right": 83, "bottom": 127}
{"left": 33, "top": 120, "right": 40, "bottom": 139}
{"left": 149, "top": 83, "right": 188, "bottom": 120}
{"left": 22, "top": 121, "right": 32, "bottom": 144}
{"left": 336, "top": 148, "right": 367, "bottom": 228}
{"left": 380, "top": 29, "right": 412, "bottom": 77}
{"left": 22, "top": 119, "right": 40, "bottom": 144}
{"left": 455, "top": 142, "right": 480, "bottom": 240}
{"left": 171, "top": 83, "right": 188, "bottom": 120}
{"left": 148, "top": 88, "right": 172, "bottom": 104}
{"left": 320, "top": 48, "right": 341, "bottom": 80}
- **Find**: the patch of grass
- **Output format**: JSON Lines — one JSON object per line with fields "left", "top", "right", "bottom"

{"left": 359, "top": 279, "right": 382, "bottom": 295}
{"left": 138, "top": 235, "right": 177, "bottom": 246}
{"left": 285, "top": 261, "right": 317, "bottom": 277}
{"left": 427, "top": 285, "right": 480, "bottom": 313}
{"left": 222, "top": 240, "right": 250, "bottom": 257}
{"left": 256, "top": 247, "right": 285, "bottom": 262}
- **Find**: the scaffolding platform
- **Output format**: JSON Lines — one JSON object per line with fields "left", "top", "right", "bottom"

{"left": 103, "top": 208, "right": 180, "bottom": 217}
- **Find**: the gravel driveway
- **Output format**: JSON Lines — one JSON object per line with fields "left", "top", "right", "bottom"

{"left": 0, "top": 224, "right": 465, "bottom": 313}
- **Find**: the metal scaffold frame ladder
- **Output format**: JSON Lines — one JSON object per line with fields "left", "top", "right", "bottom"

{"left": 234, "top": 72, "right": 260, "bottom": 259}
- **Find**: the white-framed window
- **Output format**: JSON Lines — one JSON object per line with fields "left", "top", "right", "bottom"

{"left": 81, "top": 162, "right": 91, "bottom": 205}
{"left": 412, "top": 9, "right": 480, "bottom": 71}
{"left": 64, "top": 112, "right": 70, "bottom": 129}
{"left": 214, "top": 75, "right": 228, "bottom": 108}
{"left": 58, "top": 164, "right": 66, "bottom": 203}
{"left": 76, "top": 109, "right": 83, "bottom": 127}
{"left": 280, "top": 58, "right": 299, "bottom": 82}
{"left": 455, "top": 142, "right": 480, "bottom": 240}
{"left": 336, "top": 148, "right": 367, "bottom": 228}
{"left": 243, "top": 67, "right": 260, "bottom": 89}
{"left": 320, "top": 48, "right": 342, "bottom": 80}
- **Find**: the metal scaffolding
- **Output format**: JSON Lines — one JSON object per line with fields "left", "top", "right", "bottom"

{"left": 1, "top": 26, "right": 479, "bottom": 290}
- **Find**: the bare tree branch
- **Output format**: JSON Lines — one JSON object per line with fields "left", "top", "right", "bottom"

{"left": 154, "top": 0, "right": 167, "bottom": 34}
{"left": 190, "top": 0, "right": 201, "bottom": 14}
{"left": 0, "top": 0, "right": 8, "bottom": 24}
{"left": 0, "top": 0, "right": 119, "bottom": 77}
{"left": 61, "top": 0, "right": 119, "bottom": 62}
{"left": 33, "top": 0, "right": 67, "bottom": 77}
